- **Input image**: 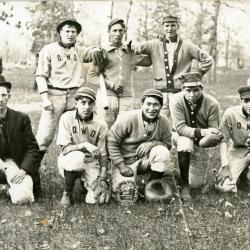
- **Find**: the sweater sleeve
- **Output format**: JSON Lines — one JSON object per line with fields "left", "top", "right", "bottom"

{"left": 207, "top": 101, "right": 220, "bottom": 129}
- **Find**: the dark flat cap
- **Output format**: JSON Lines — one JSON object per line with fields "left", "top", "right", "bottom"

{"left": 162, "top": 15, "right": 179, "bottom": 24}
{"left": 108, "top": 18, "right": 125, "bottom": 31}
{"left": 0, "top": 75, "right": 11, "bottom": 91}
{"left": 180, "top": 72, "right": 202, "bottom": 87}
{"left": 75, "top": 87, "right": 96, "bottom": 101}
{"left": 238, "top": 86, "right": 250, "bottom": 99}
{"left": 56, "top": 19, "right": 82, "bottom": 34}
{"left": 142, "top": 88, "right": 163, "bottom": 100}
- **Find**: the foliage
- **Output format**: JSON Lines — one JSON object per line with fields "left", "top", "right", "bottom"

{"left": 26, "top": 1, "right": 74, "bottom": 54}
{"left": 0, "top": 1, "right": 14, "bottom": 24}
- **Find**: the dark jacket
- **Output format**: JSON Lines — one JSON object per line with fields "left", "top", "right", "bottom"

{"left": 0, "top": 108, "right": 41, "bottom": 175}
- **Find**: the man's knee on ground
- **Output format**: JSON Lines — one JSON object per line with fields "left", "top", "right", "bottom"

{"left": 174, "top": 135, "right": 194, "bottom": 153}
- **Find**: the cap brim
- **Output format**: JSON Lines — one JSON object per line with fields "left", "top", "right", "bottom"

{"left": 183, "top": 82, "right": 202, "bottom": 87}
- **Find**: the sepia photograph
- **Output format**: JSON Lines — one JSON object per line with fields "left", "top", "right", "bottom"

{"left": 0, "top": 0, "right": 249, "bottom": 249}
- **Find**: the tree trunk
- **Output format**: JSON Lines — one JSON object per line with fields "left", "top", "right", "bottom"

{"left": 125, "top": 0, "right": 133, "bottom": 41}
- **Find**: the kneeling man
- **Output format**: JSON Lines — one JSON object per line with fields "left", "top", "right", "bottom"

{"left": 170, "top": 72, "right": 222, "bottom": 201}
{"left": 108, "top": 88, "right": 172, "bottom": 204}
{"left": 57, "top": 87, "right": 109, "bottom": 207}
{"left": 0, "top": 78, "right": 41, "bottom": 204}
{"left": 216, "top": 85, "right": 250, "bottom": 193}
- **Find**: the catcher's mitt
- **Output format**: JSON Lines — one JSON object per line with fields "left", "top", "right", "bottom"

{"left": 114, "top": 180, "right": 138, "bottom": 206}
{"left": 145, "top": 179, "right": 173, "bottom": 202}
{"left": 199, "top": 133, "right": 223, "bottom": 148}
{"left": 91, "top": 167, "right": 111, "bottom": 204}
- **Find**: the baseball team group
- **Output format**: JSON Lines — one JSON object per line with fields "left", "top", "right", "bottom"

{"left": 0, "top": 15, "right": 249, "bottom": 206}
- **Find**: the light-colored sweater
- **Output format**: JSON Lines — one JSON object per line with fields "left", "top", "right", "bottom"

{"left": 108, "top": 109, "right": 172, "bottom": 165}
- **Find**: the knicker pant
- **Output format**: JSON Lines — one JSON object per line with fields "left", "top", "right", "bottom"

{"left": 36, "top": 88, "right": 77, "bottom": 152}
{"left": 58, "top": 151, "right": 100, "bottom": 204}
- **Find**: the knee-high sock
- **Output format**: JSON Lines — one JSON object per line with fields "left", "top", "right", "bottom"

{"left": 64, "top": 170, "right": 81, "bottom": 193}
{"left": 177, "top": 152, "right": 190, "bottom": 186}
{"left": 149, "top": 170, "right": 164, "bottom": 181}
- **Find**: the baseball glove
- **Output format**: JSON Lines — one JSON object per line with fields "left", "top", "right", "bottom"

{"left": 199, "top": 133, "right": 223, "bottom": 148}
{"left": 145, "top": 178, "right": 173, "bottom": 202}
{"left": 91, "top": 167, "right": 111, "bottom": 204}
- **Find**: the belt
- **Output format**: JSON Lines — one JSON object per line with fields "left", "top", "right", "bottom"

{"left": 48, "top": 85, "right": 78, "bottom": 91}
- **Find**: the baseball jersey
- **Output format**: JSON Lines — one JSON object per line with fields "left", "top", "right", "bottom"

{"left": 220, "top": 105, "right": 250, "bottom": 146}
{"left": 87, "top": 43, "right": 151, "bottom": 97}
{"left": 57, "top": 110, "right": 108, "bottom": 158}
{"left": 108, "top": 109, "right": 172, "bottom": 166}
{"left": 36, "top": 42, "right": 92, "bottom": 89}
{"left": 170, "top": 91, "right": 220, "bottom": 139}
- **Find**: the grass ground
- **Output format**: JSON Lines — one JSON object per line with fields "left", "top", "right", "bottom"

{"left": 0, "top": 67, "right": 249, "bottom": 250}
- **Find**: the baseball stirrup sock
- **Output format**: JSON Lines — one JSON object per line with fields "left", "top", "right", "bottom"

{"left": 64, "top": 170, "right": 81, "bottom": 193}
{"left": 178, "top": 152, "right": 190, "bottom": 186}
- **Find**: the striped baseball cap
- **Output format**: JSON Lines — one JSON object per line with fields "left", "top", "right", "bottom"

{"left": 75, "top": 87, "right": 96, "bottom": 101}
{"left": 180, "top": 72, "right": 202, "bottom": 87}
{"left": 238, "top": 86, "right": 250, "bottom": 99}
{"left": 142, "top": 88, "right": 163, "bottom": 100}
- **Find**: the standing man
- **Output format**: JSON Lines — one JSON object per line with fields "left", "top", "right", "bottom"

{"left": 57, "top": 87, "right": 110, "bottom": 207}
{"left": 216, "top": 86, "right": 250, "bottom": 193}
{"left": 170, "top": 72, "right": 222, "bottom": 201}
{"left": 0, "top": 78, "right": 41, "bottom": 204}
{"left": 36, "top": 19, "right": 105, "bottom": 157}
{"left": 87, "top": 18, "right": 151, "bottom": 128}
{"left": 132, "top": 15, "right": 213, "bottom": 117}
{"left": 108, "top": 89, "right": 172, "bottom": 204}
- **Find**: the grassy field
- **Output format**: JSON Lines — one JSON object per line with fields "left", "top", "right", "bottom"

{"left": 0, "top": 67, "right": 249, "bottom": 250}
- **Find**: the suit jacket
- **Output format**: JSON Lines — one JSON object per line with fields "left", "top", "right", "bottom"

{"left": 0, "top": 108, "right": 41, "bottom": 175}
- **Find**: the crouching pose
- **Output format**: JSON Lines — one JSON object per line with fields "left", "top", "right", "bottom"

{"left": 216, "top": 86, "right": 250, "bottom": 193}
{"left": 108, "top": 88, "right": 172, "bottom": 204}
{"left": 57, "top": 87, "right": 110, "bottom": 207}
{"left": 0, "top": 78, "right": 41, "bottom": 204}
{"left": 170, "top": 72, "right": 222, "bottom": 201}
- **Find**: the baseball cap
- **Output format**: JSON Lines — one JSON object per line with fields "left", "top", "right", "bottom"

{"left": 75, "top": 87, "right": 96, "bottom": 101}
{"left": 142, "top": 88, "right": 163, "bottom": 100}
{"left": 0, "top": 75, "right": 12, "bottom": 91}
{"left": 108, "top": 18, "right": 125, "bottom": 31}
{"left": 56, "top": 19, "right": 82, "bottom": 34}
{"left": 180, "top": 72, "right": 202, "bottom": 87}
{"left": 238, "top": 86, "right": 250, "bottom": 99}
{"left": 162, "top": 15, "right": 179, "bottom": 24}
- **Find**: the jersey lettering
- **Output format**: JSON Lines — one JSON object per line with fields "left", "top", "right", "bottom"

{"left": 81, "top": 127, "right": 87, "bottom": 135}
{"left": 66, "top": 54, "right": 71, "bottom": 60}
{"left": 90, "top": 130, "right": 96, "bottom": 137}
{"left": 73, "top": 126, "right": 77, "bottom": 133}
{"left": 57, "top": 55, "right": 62, "bottom": 61}
{"left": 73, "top": 54, "right": 77, "bottom": 61}
{"left": 236, "top": 122, "right": 241, "bottom": 129}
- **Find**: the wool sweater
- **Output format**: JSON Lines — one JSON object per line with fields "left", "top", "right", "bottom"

{"left": 108, "top": 109, "right": 172, "bottom": 165}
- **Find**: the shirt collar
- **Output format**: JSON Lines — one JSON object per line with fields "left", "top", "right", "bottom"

{"left": 58, "top": 40, "right": 75, "bottom": 49}
{"left": 75, "top": 110, "right": 94, "bottom": 122}
{"left": 141, "top": 110, "right": 159, "bottom": 123}
{"left": 242, "top": 107, "right": 250, "bottom": 118}
{"left": 106, "top": 43, "right": 129, "bottom": 53}
{"left": 184, "top": 94, "right": 203, "bottom": 111}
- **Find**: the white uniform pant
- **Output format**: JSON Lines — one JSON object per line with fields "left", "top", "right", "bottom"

{"left": 162, "top": 92, "right": 175, "bottom": 125}
{"left": 58, "top": 151, "right": 100, "bottom": 204}
{"left": 36, "top": 88, "right": 77, "bottom": 151}
{"left": 216, "top": 147, "right": 250, "bottom": 193}
{"left": 96, "top": 91, "right": 139, "bottom": 128}
{"left": 112, "top": 145, "right": 173, "bottom": 192}
{"left": 173, "top": 134, "right": 209, "bottom": 188}
{"left": 0, "top": 159, "right": 34, "bottom": 204}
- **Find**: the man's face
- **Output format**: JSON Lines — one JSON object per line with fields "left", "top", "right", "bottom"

{"left": 0, "top": 87, "right": 10, "bottom": 111}
{"left": 163, "top": 22, "right": 179, "bottom": 40}
{"left": 183, "top": 86, "right": 202, "bottom": 104}
{"left": 75, "top": 96, "right": 95, "bottom": 120}
{"left": 142, "top": 96, "right": 162, "bottom": 120}
{"left": 109, "top": 23, "right": 125, "bottom": 45}
{"left": 60, "top": 24, "right": 78, "bottom": 45}
{"left": 241, "top": 98, "right": 250, "bottom": 116}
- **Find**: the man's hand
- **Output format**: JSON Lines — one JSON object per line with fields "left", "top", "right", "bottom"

{"left": 10, "top": 169, "right": 26, "bottom": 184}
{"left": 136, "top": 141, "right": 153, "bottom": 158}
{"left": 41, "top": 94, "right": 53, "bottom": 112}
{"left": 245, "top": 137, "right": 250, "bottom": 150}
{"left": 216, "top": 165, "right": 232, "bottom": 185}
{"left": 118, "top": 162, "right": 134, "bottom": 177}
{"left": 201, "top": 128, "right": 222, "bottom": 137}
{"left": 130, "top": 41, "right": 142, "bottom": 54}
{"left": 92, "top": 48, "right": 107, "bottom": 67}
{"left": 113, "top": 83, "right": 123, "bottom": 95}
{"left": 83, "top": 142, "right": 101, "bottom": 159}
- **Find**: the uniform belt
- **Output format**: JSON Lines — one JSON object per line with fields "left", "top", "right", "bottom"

{"left": 48, "top": 85, "right": 78, "bottom": 91}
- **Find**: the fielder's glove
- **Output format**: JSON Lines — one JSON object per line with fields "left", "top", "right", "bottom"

{"left": 91, "top": 167, "right": 111, "bottom": 204}
{"left": 199, "top": 133, "right": 223, "bottom": 148}
{"left": 91, "top": 48, "right": 108, "bottom": 67}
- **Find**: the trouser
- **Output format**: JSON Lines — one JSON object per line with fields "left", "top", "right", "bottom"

{"left": 173, "top": 133, "right": 209, "bottom": 188}
{"left": 216, "top": 147, "right": 250, "bottom": 193}
{"left": 112, "top": 145, "right": 173, "bottom": 192}
{"left": 0, "top": 159, "right": 34, "bottom": 204}
{"left": 58, "top": 151, "right": 100, "bottom": 204}
{"left": 96, "top": 91, "right": 139, "bottom": 129}
{"left": 161, "top": 92, "right": 176, "bottom": 125}
{"left": 36, "top": 88, "right": 77, "bottom": 152}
